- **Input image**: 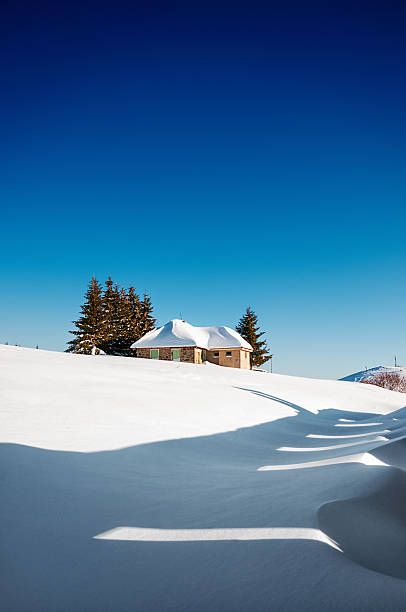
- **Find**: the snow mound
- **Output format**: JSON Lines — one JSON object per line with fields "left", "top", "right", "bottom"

{"left": 131, "top": 318, "right": 253, "bottom": 350}
{"left": 91, "top": 346, "right": 106, "bottom": 355}
{"left": 340, "top": 365, "right": 406, "bottom": 382}
{"left": 319, "top": 437, "right": 406, "bottom": 580}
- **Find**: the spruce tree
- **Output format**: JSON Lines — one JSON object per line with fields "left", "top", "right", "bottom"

{"left": 100, "top": 278, "right": 122, "bottom": 354}
{"left": 99, "top": 277, "right": 113, "bottom": 353}
{"left": 66, "top": 277, "right": 106, "bottom": 354}
{"left": 127, "top": 285, "right": 142, "bottom": 344}
{"left": 138, "top": 292, "right": 156, "bottom": 338}
{"left": 110, "top": 287, "right": 134, "bottom": 356}
{"left": 68, "top": 277, "right": 156, "bottom": 356}
{"left": 236, "top": 307, "right": 272, "bottom": 368}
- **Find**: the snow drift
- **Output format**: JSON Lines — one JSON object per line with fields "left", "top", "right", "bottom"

{"left": 2, "top": 345, "right": 406, "bottom": 611}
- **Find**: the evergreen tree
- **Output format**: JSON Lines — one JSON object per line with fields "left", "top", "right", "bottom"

{"left": 66, "top": 277, "right": 106, "bottom": 354}
{"left": 127, "top": 285, "right": 142, "bottom": 344}
{"left": 99, "top": 277, "right": 114, "bottom": 353}
{"left": 110, "top": 287, "right": 135, "bottom": 356}
{"left": 138, "top": 292, "right": 156, "bottom": 337}
{"left": 236, "top": 307, "right": 272, "bottom": 368}
{"left": 100, "top": 278, "right": 123, "bottom": 354}
{"left": 67, "top": 277, "right": 156, "bottom": 356}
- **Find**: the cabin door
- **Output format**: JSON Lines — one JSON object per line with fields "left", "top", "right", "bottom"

{"left": 171, "top": 348, "right": 181, "bottom": 362}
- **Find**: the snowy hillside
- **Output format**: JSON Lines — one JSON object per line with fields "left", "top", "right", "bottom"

{"left": 341, "top": 365, "right": 406, "bottom": 382}
{"left": 2, "top": 345, "right": 406, "bottom": 611}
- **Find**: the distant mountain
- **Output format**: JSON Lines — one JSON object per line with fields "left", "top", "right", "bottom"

{"left": 340, "top": 365, "right": 406, "bottom": 382}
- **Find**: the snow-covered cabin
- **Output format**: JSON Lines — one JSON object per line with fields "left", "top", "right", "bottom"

{"left": 131, "top": 319, "right": 253, "bottom": 369}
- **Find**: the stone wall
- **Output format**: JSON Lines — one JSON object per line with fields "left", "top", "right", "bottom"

{"left": 180, "top": 346, "right": 196, "bottom": 363}
{"left": 136, "top": 346, "right": 197, "bottom": 363}
{"left": 136, "top": 346, "right": 251, "bottom": 369}
{"left": 157, "top": 347, "right": 172, "bottom": 361}
{"left": 136, "top": 348, "right": 152, "bottom": 359}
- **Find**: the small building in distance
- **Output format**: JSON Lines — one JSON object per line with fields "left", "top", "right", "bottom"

{"left": 131, "top": 319, "right": 252, "bottom": 369}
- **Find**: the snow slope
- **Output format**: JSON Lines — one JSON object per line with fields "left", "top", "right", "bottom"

{"left": 341, "top": 365, "right": 406, "bottom": 382}
{"left": 2, "top": 344, "right": 406, "bottom": 611}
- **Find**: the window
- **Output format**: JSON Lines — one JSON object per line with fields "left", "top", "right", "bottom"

{"left": 226, "top": 351, "right": 232, "bottom": 358}
{"left": 150, "top": 349, "right": 159, "bottom": 359}
{"left": 171, "top": 348, "right": 181, "bottom": 361}
{"left": 213, "top": 352, "right": 219, "bottom": 358}
{"left": 202, "top": 350, "right": 206, "bottom": 362}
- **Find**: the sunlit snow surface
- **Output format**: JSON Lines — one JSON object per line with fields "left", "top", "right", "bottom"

{"left": 2, "top": 345, "right": 406, "bottom": 611}
{"left": 94, "top": 526, "right": 342, "bottom": 551}
{"left": 341, "top": 365, "right": 406, "bottom": 382}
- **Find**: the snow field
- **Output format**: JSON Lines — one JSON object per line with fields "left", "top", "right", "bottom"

{"left": 2, "top": 344, "right": 406, "bottom": 611}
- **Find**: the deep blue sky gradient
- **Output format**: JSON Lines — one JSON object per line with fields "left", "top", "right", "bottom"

{"left": 2, "top": 1, "right": 406, "bottom": 378}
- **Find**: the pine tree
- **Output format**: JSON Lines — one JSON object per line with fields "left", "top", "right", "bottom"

{"left": 236, "top": 307, "right": 272, "bottom": 368}
{"left": 138, "top": 292, "right": 156, "bottom": 338}
{"left": 66, "top": 277, "right": 106, "bottom": 354}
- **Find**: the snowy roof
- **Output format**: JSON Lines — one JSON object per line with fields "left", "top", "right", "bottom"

{"left": 131, "top": 319, "right": 253, "bottom": 351}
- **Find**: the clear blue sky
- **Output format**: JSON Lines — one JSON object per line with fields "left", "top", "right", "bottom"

{"left": 2, "top": 1, "right": 405, "bottom": 379}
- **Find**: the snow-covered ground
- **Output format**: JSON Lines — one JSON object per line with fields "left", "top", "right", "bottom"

{"left": 341, "top": 365, "right": 406, "bottom": 382}
{"left": 2, "top": 345, "right": 406, "bottom": 611}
